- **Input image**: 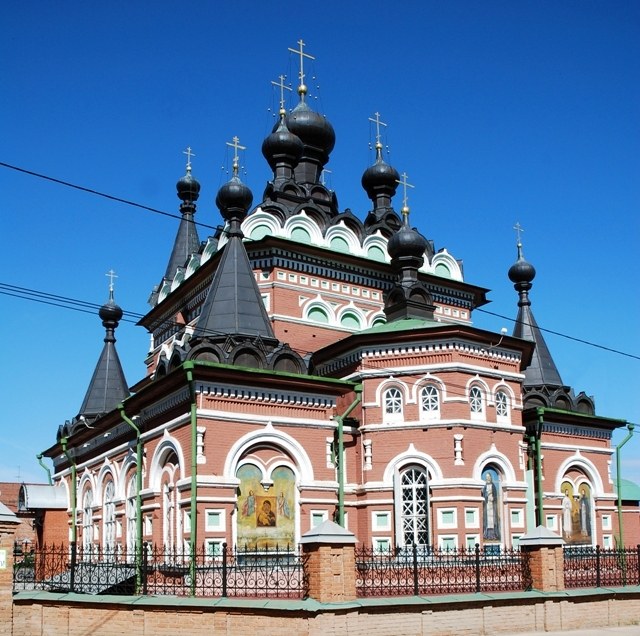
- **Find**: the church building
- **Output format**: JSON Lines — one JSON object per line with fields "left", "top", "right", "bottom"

{"left": 30, "top": 43, "right": 636, "bottom": 559}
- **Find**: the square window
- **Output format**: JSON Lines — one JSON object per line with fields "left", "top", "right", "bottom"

{"left": 465, "top": 535, "right": 479, "bottom": 550}
{"left": 205, "top": 539, "right": 224, "bottom": 561}
{"left": 205, "top": 509, "right": 225, "bottom": 531}
{"left": 372, "top": 292, "right": 379, "bottom": 300}
{"left": 321, "top": 280, "right": 328, "bottom": 289}
{"left": 332, "top": 283, "right": 339, "bottom": 291}
{"left": 288, "top": 274, "right": 296, "bottom": 282}
{"left": 372, "top": 511, "right": 391, "bottom": 531}
{"left": 438, "top": 535, "right": 458, "bottom": 550}
{"left": 277, "top": 271, "right": 286, "bottom": 280}
{"left": 465, "top": 508, "right": 479, "bottom": 528}
{"left": 373, "top": 538, "right": 391, "bottom": 553}
{"left": 545, "top": 515, "right": 557, "bottom": 531}
{"left": 311, "top": 278, "right": 319, "bottom": 287}
{"left": 462, "top": 311, "right": 468, "bottom": 319}
{"left": 300, "top": 276, "right": 308, "bottom": 284}
{"left": 602, "top": 515, "right": 612, "bottom": 530}
{"left": 510, "top": 509, "right": 524, "bottom": 528}
{"left": 437, "top": 509, "right": 457, "bottom": 529}
{"left": 603, "top": 535, "right": 612, "bottom": 549}
{"left": 362, "top": 290, "right": 370, "bottom": 298}
{"left": 342, "top": 285, "right": 349, "bottom": 293}
{"left": 512, "top": 535, "right": 521, "bottom": 548}
{"left": 311, "top": 510, "right": 328, "bottom": 528}
{"left": 352, "top": 287, "right": 360, "bottom": 296}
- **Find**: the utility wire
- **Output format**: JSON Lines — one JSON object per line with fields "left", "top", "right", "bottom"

{"left": 0, "top": 161, "right": 220, "bottom": 233}
{"left": 1, "top": 161, "right": 637, "bottom": 362}
{"left": 2, "top": 282, "right": 638, "bottom": 365}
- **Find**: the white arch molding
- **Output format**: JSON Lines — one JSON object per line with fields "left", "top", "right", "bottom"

{"left": 383, "top": 444, "right": 444, "bottom": 485}
{"left": 473, "top": 444, "right": 517, "bottom": 485}
{"left": 554, "top": 453, "right": 605, "bottom": 496}
{"left": 223, "top": 423, "right": 314, "bottom": 483}
{"left": 148, "top": 431, "right": 186, "bottom": 492}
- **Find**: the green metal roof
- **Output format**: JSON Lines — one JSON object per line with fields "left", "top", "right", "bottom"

{"left": 358, "top": 317, "right": 442, "bottom": 335}
{"left": 616, "top": 478, "right": 640, "bottom": 501}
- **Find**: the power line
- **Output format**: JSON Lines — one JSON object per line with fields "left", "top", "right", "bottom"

{"left": 0, "top": 161, "right": 220, "bottom": 233}
{"left": 2, "top": 282, "right": 638, "bottom": 365}
{"left": 1, "top": 161, "right": 637, "bottom": 362}
{"left": 476, "top": 308, "right": 640, "bottom": 361}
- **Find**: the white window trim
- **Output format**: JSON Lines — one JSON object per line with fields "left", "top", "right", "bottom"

{"left": 205, "top": 509, "right": 225, "bottom": 532}
{"left": 464, "top": 508, "right": 479, "bottom": 529}
{"left": 438, "top": 535, "right": 459, "bottom": 550}
{"left": 310, "top": 510, "right": 328, "bottom": 528}
{"left": 372, "top": 511, "right": 391, "bottom": 532}
{"left": 437, "top": 508, "right": 458, "bottom": 530}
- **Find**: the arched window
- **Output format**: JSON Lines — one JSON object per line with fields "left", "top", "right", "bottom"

{"left": 308, "top": 306, "right": 329, "bottom": 324}
{"left": 384, "top": 387, "right": 403, "bottom": 421}
{"left": 161, "top": 451, "right": 180, "bottom": 551}
{"left": 126, "top": 475, "right": 137, "bottom": 557}
{"left": 330, "top": 236, "right": 350, "bottom": 252}
{"left": 470, "top": 386, "right": 484, "bottom": 418}
{"left": 495, "top": 391, "right": 509, "bottom": 420}
{"left": 420, "top": 385, "right": 440, "bottom": 419}
{"left": 291, "top": 227, "right": 311, "bottom": 242}
{"left": 398, "top": 466, "right": 429, "bottom": 547}
{"left": 82, "top": 489, "right": 93, "bottom": 555}
{"left": 340, "top": 312, "right": 361, "bottom": 329}
{"left": 103, "top": 480, "right": 116, "bottom": 556}
{"left": 367, "top": 245, "right": 386, "bottom": 262}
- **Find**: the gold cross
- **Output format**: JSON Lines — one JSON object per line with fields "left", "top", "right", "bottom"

{"left": 226, "top": 136, "right": 246, "bottom": 175}
{"left": 271, "top": 74, "right": 292, "bottom": 116}
{"left": 396, "top": 172, "right": 415, "bottom": 219}
{"left": 183, "top": 146, "right": 195, "bottom": 170}
{"left": 514, "top": 222, "right": 524, "bottom": 245}
{"left": 105, "top": 269, "right": 118, "bottom": 294}
{"left": 288, "top": 39, "right": 315, "bottom": 90}
{"left": 369, "top": 112, "right": 387, "bottom": 150}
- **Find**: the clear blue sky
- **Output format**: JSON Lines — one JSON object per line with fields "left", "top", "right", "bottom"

{"left": 1, "top": 1, "right": 638, "bottom": 486}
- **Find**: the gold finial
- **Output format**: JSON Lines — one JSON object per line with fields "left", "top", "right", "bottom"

{"left": 271, "top": 74, "right": 292, "bottom": 118}
{"left": 288, "top": 39, "right": 315, "bottom": 98}
{"left": 105, "top": 269, "right": 118, "bottom": 300}
{"left": 513, "top": 222, "right": 524, "bottom": 246}
{"left": 368, "top": 112, "right": 387, "bottom": 154}
{"left": 396, "top": 172, "right": 415, "bottom": 220}
{"left": 183, "top": 146, "right": 195, "bottom": 173}
{"left": 226, "top": 136, "right": 246, "bottom": 177}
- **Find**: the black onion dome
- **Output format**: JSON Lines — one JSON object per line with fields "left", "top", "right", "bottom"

{"left": 508, "top": 243, "right": 536, "bottom": 284}
{"left": 216, "top": 175, "right": 253, "bottom": 221}
{"left": 285, "top": 101, "right": 336, "bottom": 157}
{"left": 262, "top": 120, "right": 303, "bottom": 170}
{"left": 176, "top": 169, "right": 201, "bottom": 203}
{"left": 362, "top": 155, "right": 400, "bottom": 196}
{"left": 99, "top": 299, "right": 123, "bottom": 326}
{"left": 387, "top": 220, "right": 428, "bottom": 259}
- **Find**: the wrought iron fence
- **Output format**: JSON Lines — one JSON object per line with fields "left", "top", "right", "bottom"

{"left": 355, "top": 544, "right": 531, "bottom": 597}
{"left": 564, "top": 545, "right": 640, "bottom": 588}
{"left": 12, "top": 542, "right": 307, "bottom": 599}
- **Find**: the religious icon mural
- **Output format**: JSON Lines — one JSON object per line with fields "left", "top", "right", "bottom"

{"left": 236, "top": 464, "right": 295, "bottom": 549}
{"left": 560, "top": 479, "right": 592, "bottom": 545}
{"left": 481, "top": 466, "right": 501, "bottom": 542}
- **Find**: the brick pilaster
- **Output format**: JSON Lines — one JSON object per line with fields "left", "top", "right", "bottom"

{"left": 520, "top": 526, "right": 565, "bottom": 593}
{"left": 0, "top": 515, "right": 20, "bottom": 636}
{"left": 300, "top": 519, "right": 357, "bottom": 603}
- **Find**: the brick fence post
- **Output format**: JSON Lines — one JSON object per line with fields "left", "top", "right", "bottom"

{"left": 0, "top": 503, "right": 21, "bottom": 636}
{"left": 519, "top": 525, "right": 565, "bottom": 592}
{"left": 300, "top": 520, "right": 357, "bottom": 603}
